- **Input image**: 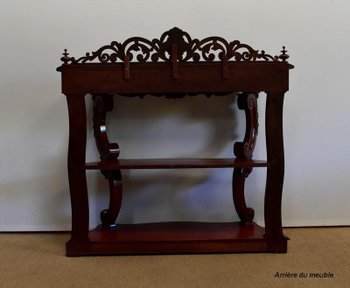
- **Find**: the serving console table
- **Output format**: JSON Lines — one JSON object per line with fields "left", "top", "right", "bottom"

{"left": 57, "top": 28, "right": 293, "bottom": 256}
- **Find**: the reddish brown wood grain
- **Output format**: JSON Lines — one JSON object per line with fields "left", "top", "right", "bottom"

{"left": 59, "top": 28, "right": 292, "bottom": 256}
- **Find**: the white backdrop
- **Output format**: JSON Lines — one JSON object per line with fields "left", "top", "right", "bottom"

{"left": 0, "top": 0, "right": 349, "bottom": 231}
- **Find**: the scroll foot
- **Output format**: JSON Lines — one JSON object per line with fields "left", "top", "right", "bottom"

{"left": 232, "top": 168, "right": 255, "bottom": 223}
{"left": 100, "top": 170, "right": 123, "bottom": 227}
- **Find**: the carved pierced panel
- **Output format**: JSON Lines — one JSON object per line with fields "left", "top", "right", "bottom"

{"left": 60, "top": 27, "right": 289, "bottom": 65}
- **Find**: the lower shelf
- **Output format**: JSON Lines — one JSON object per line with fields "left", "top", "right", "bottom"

{"left": 66, "top": 222, "right": 288, "bottom": 256}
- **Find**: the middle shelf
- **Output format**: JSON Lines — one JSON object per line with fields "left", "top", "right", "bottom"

{"left": 85, "top": 158, "right": 268, "bottom": 170}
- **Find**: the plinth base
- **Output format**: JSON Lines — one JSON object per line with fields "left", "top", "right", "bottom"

{"left": 66, "top": 222, "right": 288, "bottom": 256}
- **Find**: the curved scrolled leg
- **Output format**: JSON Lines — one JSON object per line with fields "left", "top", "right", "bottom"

{"left": 234, "top": 93, "right": 259, "bottom": 159}
{"left": 92, "top": 94, "right": 120, "bottom": 160}
{"left": 233, "top": 168, "right": 255, "bottom": 223}
{"left": 100, "top": 170, "right": 123, "bottom": 227}
{"left": 92, "top": 94, "right": 123, "bottom": 227}
{"left": 233, "top": 92, "right": 258, "bottom": 223}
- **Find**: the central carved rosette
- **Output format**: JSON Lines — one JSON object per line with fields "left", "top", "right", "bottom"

{"left": 162, "top": 27, "right": 192, "bottom": 61}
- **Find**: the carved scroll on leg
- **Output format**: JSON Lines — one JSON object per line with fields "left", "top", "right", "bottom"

{"left": 92, "top": 94, "right": 122, "bottom": 226}
{"left": 234, "top": 93, "right": 259, "bottom": 158}
{"left": 233, "top": 92, "right": 258, "bottom": 223}
{"left": 92, "top": 94, "right": 120, "bottom": 160}
{"left": 100, "top": 170, "right": 122, "bottom": 227}
{"left": 233, "top": 168, "right": 255, "bottom": 222}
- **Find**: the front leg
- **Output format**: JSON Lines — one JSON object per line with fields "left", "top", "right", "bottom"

{"left": 65, "top": 93, "right": 90, "bottom": 255}
{"left": 264, "top": 91, "right": 287, "bottom": 252}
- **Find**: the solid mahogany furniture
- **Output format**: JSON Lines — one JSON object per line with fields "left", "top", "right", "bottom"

{"left": 57, "top": 27, "right": 293, "bottom": 256}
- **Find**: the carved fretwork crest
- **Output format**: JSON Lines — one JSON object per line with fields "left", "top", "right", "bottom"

{"left": 60, "top": 27, "right": 289, "bottom": 65}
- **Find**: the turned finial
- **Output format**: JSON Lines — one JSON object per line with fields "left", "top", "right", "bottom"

{"left": 61, "top": 49, "right": 71, "bottom": 64}
{"left": 279, "top": 46, "right": 289, "bottom": 62}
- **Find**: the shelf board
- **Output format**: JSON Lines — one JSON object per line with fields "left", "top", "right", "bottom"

{"left": 85, "top": 158, "right": 268, "bottom": 170}
{"left": 66, "top": 222, "right": 279, "bottom": 256}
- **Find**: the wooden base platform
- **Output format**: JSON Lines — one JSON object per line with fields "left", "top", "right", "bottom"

{"left": 66, "top": 222, "right": 288, "bottom": 256}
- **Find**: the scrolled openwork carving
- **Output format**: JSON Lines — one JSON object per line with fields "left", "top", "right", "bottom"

{"left": 60, "top": 27, "right": 289, "bottom": 65}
